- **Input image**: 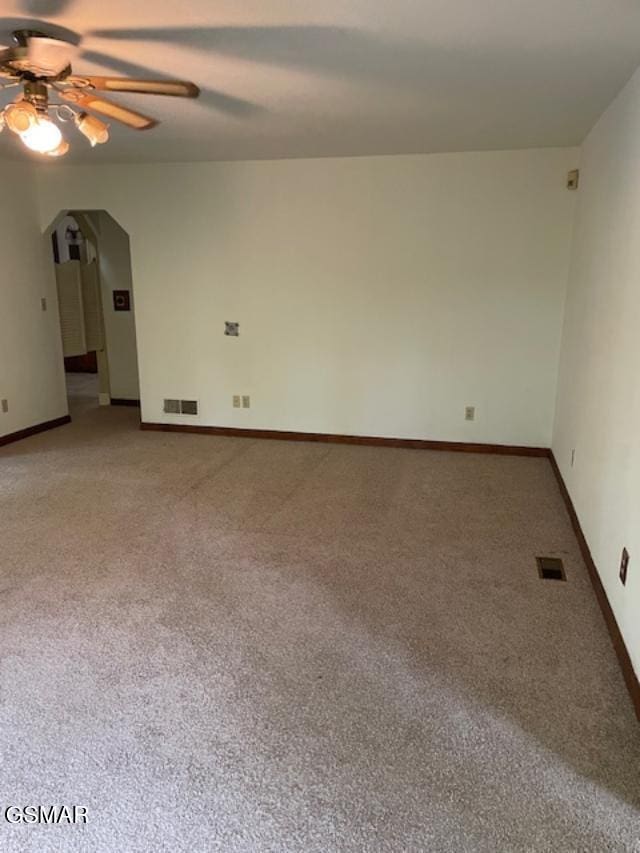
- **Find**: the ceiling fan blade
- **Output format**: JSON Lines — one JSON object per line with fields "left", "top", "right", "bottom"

{"left": 58, "top": 88, "right": 157, "bottom": 129}
{"left": 79, "top": 52, "right": 257, "bottom": 117}
{"left": 80, "top": 76, "right": 199, "bottom": 98}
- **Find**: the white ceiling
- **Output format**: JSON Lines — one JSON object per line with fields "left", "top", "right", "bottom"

{"left": 2, "top": 0, "right": 640, "bottom": 164}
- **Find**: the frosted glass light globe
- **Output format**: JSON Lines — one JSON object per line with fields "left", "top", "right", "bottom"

{"left": 21, "top": 118, "right": 63, "bottom": 154}
{"left": 47, "top": 139, "right": 70, "bottom": 158}
{"left": 4, "top": 101, "right": 38, "bottom": 134}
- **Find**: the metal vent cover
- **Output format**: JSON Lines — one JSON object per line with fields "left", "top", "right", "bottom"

{"left": 536, "top": 556, "right": 566, "bottom": 582}
{"left": 180, "top": 400, "right": 198, "bottom": 416}
{"left": 163, "top": 398, "right": 180, "bottom": 414}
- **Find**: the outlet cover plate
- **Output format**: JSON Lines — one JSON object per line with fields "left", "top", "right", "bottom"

{"left": 620, "top": 548, "right": 629, "bottom": 586}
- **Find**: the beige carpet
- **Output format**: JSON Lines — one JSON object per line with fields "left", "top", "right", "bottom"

{"left": 0, "top": 392, "right": 639, "bottom": 852}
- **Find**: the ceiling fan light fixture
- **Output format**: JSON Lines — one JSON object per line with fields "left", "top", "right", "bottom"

{"left": 4, "top": 101, "right": 38, "bottom": 135}
{"left": 75, "top": 112, "right": 109, "bottom": 146}
{"left": 1, "top": 30, "right": 199, "bottom": 159}
{"left": 20, "top": 116, "right": 63, "bottom": 154}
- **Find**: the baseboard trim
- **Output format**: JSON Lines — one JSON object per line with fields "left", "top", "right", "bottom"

{"left": 140, "top": 421, "right": 548, "bottom": 457}
{"left": 111, "top": 398, "right": 141, "bottom": 408}
{"left": 549, "top": 452, "right": 640, "bottom": 721}
{"left": 0, "top": 414, "right": 71, "bottom": 448}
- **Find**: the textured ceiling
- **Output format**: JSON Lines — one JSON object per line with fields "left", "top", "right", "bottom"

{"left": 1, "top": 0, "right": 640, "bottom": 164}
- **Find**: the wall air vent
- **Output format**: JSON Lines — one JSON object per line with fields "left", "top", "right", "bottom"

{"left": 163, "top": 399, "right": 180, "bottom": 414}
{"left": 536, "top": 556, "right": 566, "bottom": 581}
{"left": 180, "top": 400, "right": 198, "bottom": 416}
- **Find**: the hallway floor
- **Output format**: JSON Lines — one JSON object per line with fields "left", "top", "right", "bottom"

{"left": 65, "top": 371, "right": 100, "bottom": 416}
{"left": 0, "top": 404, "right": 638, "bottom": 851}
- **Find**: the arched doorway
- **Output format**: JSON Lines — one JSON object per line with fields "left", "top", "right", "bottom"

{"left": 45, "top": 209, "right": 140, "bottom": 418}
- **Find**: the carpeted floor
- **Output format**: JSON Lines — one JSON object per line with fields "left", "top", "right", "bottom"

{"left": 1, "top": 384, "right": 639, "bottom": 852}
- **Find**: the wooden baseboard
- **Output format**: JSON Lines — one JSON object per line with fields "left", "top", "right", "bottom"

{"left": 549, "top": 452, "right": 640, "bottom": 721}
{"left": 0, "top": 414, "right": 71, "bottom": 449}
{"left": 140, "top": 422, "right": 549, "bottom": 457}
{"left": 111, "top": 398, "right": 141, "bottom": 408}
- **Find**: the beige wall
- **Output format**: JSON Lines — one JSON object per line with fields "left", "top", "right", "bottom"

{"left": 553, "top": 68, "right": 640, "bottom": 679}
{"left": 0, "top": 163, "right": 67, "bottom": 439}
{"left": 36, "top": 148, "right": 578, "bottom": 447}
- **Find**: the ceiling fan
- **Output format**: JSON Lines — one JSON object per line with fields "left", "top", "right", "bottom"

{"left": 0, "top": 29, "right": 199, "bottom": 157}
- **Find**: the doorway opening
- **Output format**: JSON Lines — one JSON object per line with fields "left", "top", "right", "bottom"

{"left": 46, "top": 210, "right": 140, "bottom": 419}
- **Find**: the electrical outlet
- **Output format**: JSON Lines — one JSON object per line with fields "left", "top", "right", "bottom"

{"left": 242, "top": 395, "right": 250, "bottom": 408}
{"left": 1, "top": 399, "right": 8, "bottom": 414}
{"left": 620, "top": 548, "right": 629, "bottom": 586}
{"left": 571, "top": 449, "right": 576, "bottom": 467}
{"left": 465, "top": 406, "right": 475, "bottom": 422}
{"left": 233, "top": 395, "right": 241, "bottom": 408}
{"left": 40, "top": 297, "right": 47, "bottom": 311}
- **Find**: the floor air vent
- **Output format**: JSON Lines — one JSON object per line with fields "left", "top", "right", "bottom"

{"left": 537, "top": 556, "right": 566, "bottom": 581}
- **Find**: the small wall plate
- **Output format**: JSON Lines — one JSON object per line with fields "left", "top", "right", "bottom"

{"left": 567, "top": 169, "right": 580, "bottom": 190}
{"left": 620, "top": 547, "right": 629, "bottom": 586}
{"left": 225, "top": 321, "right": 239, "bottom": 336}
{"left": 113, "top": 290, "right": 131, "bottom": 311}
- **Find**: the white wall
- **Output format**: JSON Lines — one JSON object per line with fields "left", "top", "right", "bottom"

{"left": 89, "top": 212, "right": 140, "bottom": 401}
{"left": 36, "top": 148, "right": 577, "bottom": 446}
{"left": 553, "top": 69, "right": 640, "bottom": 679}
{"left": 0, "top": 163, "right": 67, "bottom": 439}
